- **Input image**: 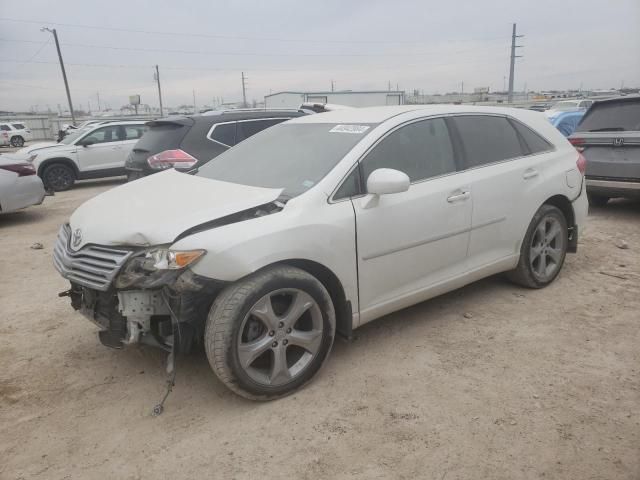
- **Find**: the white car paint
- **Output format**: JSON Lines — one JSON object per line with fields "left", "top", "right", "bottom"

{"left": 17, "top": 121, "right": 146, "bottom": 180}
{"left": 62, "top": 105, "right": 587, "bottom": 332}
{"left": 0, "top": 155, "right": 45, "bottom": 213}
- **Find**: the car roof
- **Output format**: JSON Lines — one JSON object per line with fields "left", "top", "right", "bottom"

{"left": 187, "top": 110, "right": 305, "bottom": 124}
{"left": 592, "top": 94, "right": 640, "bottom": 105}
{"left": 289, "top": 105, "right": 542, "bottom": 124}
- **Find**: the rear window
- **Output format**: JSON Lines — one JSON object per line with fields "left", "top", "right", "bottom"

{"left": 133, "top": 122, "right": 189, "bottom": 153}
{"left": 0, "top": 124, "right": 11, "bottom": 131}
{"left": 453, "top": 115, "right": 524, "bottom": 168}
{"left": 576, "top": 100, "right": 640, "bottom": 132}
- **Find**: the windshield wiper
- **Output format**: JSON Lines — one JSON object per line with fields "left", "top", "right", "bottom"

{"left": 589, "top": 127, "right": 625, "bottom": 132}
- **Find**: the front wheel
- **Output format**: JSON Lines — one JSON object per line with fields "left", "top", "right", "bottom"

{"left": 205, "top": 265, "right": 336, "bottom": 400}
{"left": 507, "top": 204, "right": 568, "bottom": 289}
{"left": 42, "top": 163, "right": 76, "bottom": 191}
{"left": 10, "top": 136, "right": 24, "bottom": 147}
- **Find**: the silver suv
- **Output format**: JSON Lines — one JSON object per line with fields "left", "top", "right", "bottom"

{"left": 569, "top": 95, "right": 640, "bottom": 205}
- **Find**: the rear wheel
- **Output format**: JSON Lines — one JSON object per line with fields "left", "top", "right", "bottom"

{"left": 507, "top": 204, "right": 568, "bottom": 289}
{"left": 205, "top": 265, "right": 336, "bottom": 400}
{"left": 10, "top": 136, "right": 24, "bottom": 147}
{"left": 42, "top": 163, "right": 75, "bottom": 191}
{"left": 587, "top": 193, "right": 609, "bottom": 207}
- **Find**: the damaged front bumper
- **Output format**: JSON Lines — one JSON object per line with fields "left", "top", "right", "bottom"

{"left": 54, "top": 224, "right": 225, "bottom": 351}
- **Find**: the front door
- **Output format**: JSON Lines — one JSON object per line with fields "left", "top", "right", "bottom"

{"left": 76, "top": 125, "right": 129, "bottom": 173}
{"left": 352, "top": 117, "right": 472, "bottom": 323}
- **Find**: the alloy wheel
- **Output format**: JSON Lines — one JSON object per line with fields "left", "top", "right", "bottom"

{"left": 45, "top": 165, "right": 73, "bottom": 191}
{"left": 237, "top": 288, "right": 323, "bottom": 386}
{"left": 529, "top": 215, "right": 565, "bottom": 282}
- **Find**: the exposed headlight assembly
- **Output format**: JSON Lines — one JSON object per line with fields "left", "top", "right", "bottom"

{"left": 115, "top": 248, "right": 205, "bottom": 289}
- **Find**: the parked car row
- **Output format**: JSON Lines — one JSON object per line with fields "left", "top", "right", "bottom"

{"left": 53, "top": 104, "right": 588, "bottom": 400}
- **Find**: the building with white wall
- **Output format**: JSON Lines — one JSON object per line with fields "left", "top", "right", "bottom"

{"left": 264, "top": 90, "right": 405, "bottom": 109}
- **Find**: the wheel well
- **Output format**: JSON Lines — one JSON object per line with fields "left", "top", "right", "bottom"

{"left": 543, "top": 194, "right": 575, "bottom": 226}
{"left": 10, "top": 134, "right": 23, "bottom": 139}
{"left": 37, "top": 158, "right": 79, "bottom": 178}
{"left": 280, "top": 259, "right": 353, "bottom": 340}
{"left": 543, "top": 194, "right": 577, "bottom": 253}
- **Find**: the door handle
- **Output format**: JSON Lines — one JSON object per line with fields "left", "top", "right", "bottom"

{"left": 447, "top": 191, "right": 471, "bottom": 203}
{"left": 523, "top": 169, "right": 539, "bottom": 180}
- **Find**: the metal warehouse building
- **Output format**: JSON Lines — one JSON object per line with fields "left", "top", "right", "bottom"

{"left": 264, "top": 90, "right": 405, "bottom": 109}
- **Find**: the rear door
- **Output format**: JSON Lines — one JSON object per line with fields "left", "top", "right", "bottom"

{"left": 571, "top": 99, "right": 640, "bottom": 181}
{"left": 450, "top": 115, "right": 551, "bottom": 268}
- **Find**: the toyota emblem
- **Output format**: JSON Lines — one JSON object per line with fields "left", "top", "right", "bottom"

{"left": 72, "top": 228, "right": 83, "bottom": 248}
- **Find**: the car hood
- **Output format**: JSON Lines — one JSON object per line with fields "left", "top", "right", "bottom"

{"left": 69, "top": 169, "right": 283, "bottom": 250}
{"left": 18, "top": 142, "right": 66, "bottom": 154}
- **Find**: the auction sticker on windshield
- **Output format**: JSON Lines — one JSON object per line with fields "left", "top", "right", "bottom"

{"left": 329, "top": 124, "right": 370, "bottom": 134}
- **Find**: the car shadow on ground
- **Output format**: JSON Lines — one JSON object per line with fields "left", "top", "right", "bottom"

{"left": 0, "top": 208, "right": 48, "bottom": 227}
{"left": 589, "top": 198, "right": 640, "bottom": 218}
{"left": 74, "top": 177, "right": 127, "bottom": 190}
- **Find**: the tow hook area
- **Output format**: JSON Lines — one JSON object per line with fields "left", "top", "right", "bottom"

{"left": 117, "top": 290, "right": 169, "bottom": 345}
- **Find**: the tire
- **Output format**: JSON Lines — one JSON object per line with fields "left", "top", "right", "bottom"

{"left": 587, "top": 193, "right": 609, "bottom": 207}
{"left": 507, "top": 204, "right": 568, "bottom": 289}
{"left": 205, "top": 265, "right": 336, "bottom": 400}
{"left": 10, "top": 136, "right": 24, "bottom": 147}
{"left": 42, "top": 163, "right": 76, "bottom": 191}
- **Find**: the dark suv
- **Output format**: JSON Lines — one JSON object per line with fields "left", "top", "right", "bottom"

{"left": 125, "top": 109, "right": 305, "bottom": 180}
{"left": 569, "top": 96, "right": 640, "bottom": 205}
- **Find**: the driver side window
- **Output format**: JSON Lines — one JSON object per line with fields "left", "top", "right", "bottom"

{"left": 360, "top": 118, "right": 457, "bottom": 186}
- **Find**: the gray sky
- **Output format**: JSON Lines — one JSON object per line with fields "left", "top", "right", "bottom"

{"left": 1, "top": 0, "right": 639, "bottom": 112}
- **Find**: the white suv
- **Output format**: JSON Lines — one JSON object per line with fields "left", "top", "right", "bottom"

{"left": 53, "top": 106, "right": 587, "bottom": 400}
{"left": 18, "top": 121, "right": 146, "bottom": 191}
{"left": 0, "top": 122, "right": 33, "bottom": 147}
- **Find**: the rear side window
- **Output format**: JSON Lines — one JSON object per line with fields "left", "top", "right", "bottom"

{"left": 362, "top": 118, "right": 456, "bottom": 183}
{"left": 236, "top": 119, "right": 289, "bottom": 143}
{"left": 209, "top": 122, "right": 236, "bottom": 146}
{"left": 510, "top": 120, "right": 553, "bottom": 153}
{"left": 453, "top": 115, "right": 524, "bottom": 168}
{"left": 576, "top": 101, "right": 640, "bottom": 132}
{"left": 12, "top": 123, "right": 25, "bottom": 129}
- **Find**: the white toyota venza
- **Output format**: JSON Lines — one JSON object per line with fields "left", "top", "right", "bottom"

{"left": 54, "top": 106, "right": 588, "bottom": 400}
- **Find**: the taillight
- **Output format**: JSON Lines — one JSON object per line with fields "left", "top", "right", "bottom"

{"left": 147, "top": 149, "right": 198, "bottom": 170}
{"left": 1, "top": 132, "right": 8, "bottom": 138}
{"left": 569, "top": 137, "right": 585, "bottom": 153}
{"left": 576, "top": 153, "right": 587, "bottom": 175}
{"left": 0, "top": 163, "right": 36, "bottom": 176}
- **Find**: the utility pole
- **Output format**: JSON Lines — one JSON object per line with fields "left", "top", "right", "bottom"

{"left": 193, "top": 89, "right": 197, "bottom": 114}
{"left": 388, "top": 80, "right": 391, "bottom": 91}
{"left": 154, "top": 65, "right": 164, "bottom": 116}
{"left": 241, "top": 72, "right": 248, "bottom": 108}
{"left": 508, "top": 23, "right": 524, "bottom": 103}
{"left": 331, "top": 80, "right": 334, "bottom": 92}
{"left": 461, "top": 81, "right": 464, "bottom": 94}
{"left": 41, "top": 27, "right": 76, "bottom": 125}
{"left": 96, "top": 92, "right": 101, "bottom": 111}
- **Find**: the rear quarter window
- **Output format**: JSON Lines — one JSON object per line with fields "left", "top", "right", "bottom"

{"left": 209, "top": 122, "right": 236, "bottom": 147}
{"left": 510, "top": 120, "right": 553, "bottom": 153}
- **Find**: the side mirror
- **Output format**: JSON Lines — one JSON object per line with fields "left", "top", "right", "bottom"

{"left": 78, "top": 138, "right": 96, "bottom": 147}
{"left": 366, "top": 168, "right": 410, "bottom": 195}
{"left": 361, "top": 168, "right": 410, "bottom": 209}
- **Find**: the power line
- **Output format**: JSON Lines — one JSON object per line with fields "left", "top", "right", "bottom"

{"left": 0, "top": 37, "right": 506, "bottom": 58}
{"left": 0, "top": 17, "right": 507, "bottom": 45}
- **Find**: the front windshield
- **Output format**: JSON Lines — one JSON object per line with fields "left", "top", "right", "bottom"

{"left": 197, "top": 122, "right": 376, "bottom": 197}
{"left": 60, "top": 128, "right": 90, "bottom": 144}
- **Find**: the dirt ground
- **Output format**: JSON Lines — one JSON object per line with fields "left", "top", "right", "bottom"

{"left": 0, "top": 178, "right": 638, "bottom": 480}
